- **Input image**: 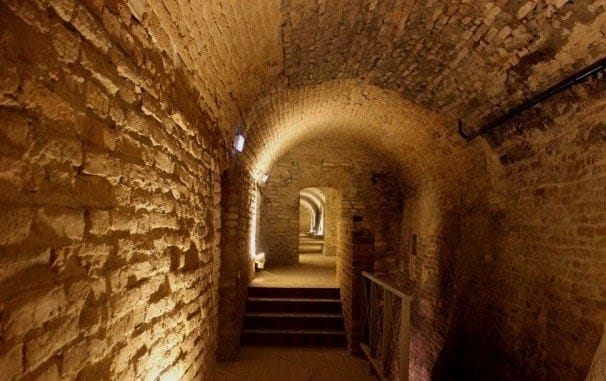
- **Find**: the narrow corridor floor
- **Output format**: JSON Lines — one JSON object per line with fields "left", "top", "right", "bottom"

{"left": 214, "top": 346, "right": 378, "bottom": 381}
{"left": 251, "top": 254, "right": 337, "bottom": 288}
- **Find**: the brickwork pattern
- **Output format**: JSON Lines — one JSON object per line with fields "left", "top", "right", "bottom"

{"left": 1, "top": 0, "right": 605, "bottom": 380}
{"left": 281, "top": 0, "right": 606, "bottom": 130}
{"left": 400, "top": 77, "right": 606, "bottom": 380}
{"left": 0, "top": 1, "right": 226, "bottom": 380}
{"left": 258, "top": 139, "right": 403, "bottom": 266}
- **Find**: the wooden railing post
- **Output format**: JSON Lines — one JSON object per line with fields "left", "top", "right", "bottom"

{"left": 360, "top": 271, "right": 411, "bottom": 381}
{"left": 398, "top": 297, "right": 411, "bottom": 381}
{"left": 381, "top": 291, "right": 393, "bottom": 376}
{"left": 369, "top": 282, "right": 378, "bottom": 357}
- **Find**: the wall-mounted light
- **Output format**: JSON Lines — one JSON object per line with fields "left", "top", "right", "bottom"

{"left": 254, "top": 172, "right": 269, "bottom": 184}
{"left": 253, "top": 252, "right": 266, "bottom": 270}
{"left": 233, "top": 133, "right": 245, "bottom": 152}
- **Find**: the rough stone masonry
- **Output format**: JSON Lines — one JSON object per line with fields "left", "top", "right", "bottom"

{"left": 0, "top": 0, "right": 605, "bottom": 381}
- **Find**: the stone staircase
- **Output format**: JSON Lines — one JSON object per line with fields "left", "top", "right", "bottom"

{"left": 241, "top": 287, "right": 346, "bottom": 346}
{"left": 299, "top": 233, "right": 324, "bottom": 254}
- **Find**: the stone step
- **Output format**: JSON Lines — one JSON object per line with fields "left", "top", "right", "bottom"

{"left": 246, "top": 297, "right": 343, "bottom": 314}
{"left": 243, "top": 287, "right": 346, "bottom": 347}
{"left": 241, "top": 329, "right": 347, "bottom": 347}
{"left": 248, "top": 286, "right": 340, "bottom": 299}
{"left": 299, "top": 248, "right": 323, "bottom": 252}
{"left": 244, "top": 312, "right": 345, "bottom": 330}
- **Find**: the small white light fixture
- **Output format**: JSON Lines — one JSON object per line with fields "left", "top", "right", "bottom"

{"left": 254, "top": 252, "right": 266, "bottom": 270}
{"left": 254, "top": 172, "right": 269, "bottom": 184}
{"left": 233, "top": 133, "right": 245, "bottom": 152}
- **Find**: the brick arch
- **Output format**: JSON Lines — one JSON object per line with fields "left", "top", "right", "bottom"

{"left": 296, "top": 168, "right": 354, "bottom": 191}
{"left": 258, "top": 138, "right": 404, "bottom": 265}
{"left": 243, "top": 80, "right": 472, "bottom": 188}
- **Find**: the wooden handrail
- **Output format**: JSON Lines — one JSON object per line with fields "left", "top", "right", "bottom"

{"left": 362, "top": 271, "right": 411, "bottom": 301}
{"left": 360, "top": 271, "right": 412, "bottom": 381}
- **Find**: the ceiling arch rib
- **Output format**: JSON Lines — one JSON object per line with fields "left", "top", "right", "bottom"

{"left": 299, "top": 198, "right": 317, "bottom": 220}
{"left": 303, "top": 188, "right": 326, "bottom": 203}
{"left": 300, "top": 188, "right": 325, "bottom": 208}
{"left": 242, "top": 80, "right": 471, "bottom": 186}
{"left": 144, "top": 0, "right": 606, "bottom": 146}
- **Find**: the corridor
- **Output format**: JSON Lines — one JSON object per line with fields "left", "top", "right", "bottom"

{"left": 0, "top": 1, "right": 605, "bottom": 381}
{"left": 215, "top": 347, "right": 377, "bottom": 381}
{"left": 251, "top": 253, "right": 337, "bottom": 289}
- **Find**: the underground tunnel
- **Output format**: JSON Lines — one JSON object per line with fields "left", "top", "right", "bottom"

{"left": 0, "top": 0, "right": 605, "bottom": 380}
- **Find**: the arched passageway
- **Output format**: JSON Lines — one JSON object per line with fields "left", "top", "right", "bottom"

{"left": 0, "top": 1, "right": 605, "bottom": 380}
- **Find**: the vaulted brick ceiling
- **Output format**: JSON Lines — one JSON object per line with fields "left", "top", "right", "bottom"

{"left": 280, "top": 0, "right": 606, "bottom": 124}
{"left": 143, "top": 0, "right": 606, "bottom": 177}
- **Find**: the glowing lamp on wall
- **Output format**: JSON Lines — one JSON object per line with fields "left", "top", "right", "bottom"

{"left": 233, "top": 133, "right": 245, "bottom": 152}
{"left": 254, "top": 252, "right": 266, "bottom": 270}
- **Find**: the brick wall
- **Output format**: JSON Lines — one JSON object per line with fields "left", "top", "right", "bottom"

{"left": 215, "top": 168, "right": 254, "bottom": 360}
{"left": 340, "top": 230, "right": 375, "bottom": 352}
{"left": 1, "top": 1, "right": 604, "bottom": 380}
{"left": 258, "top": 139, "right": 403, "bottom": 266}
{"left": 323, "top": 188, "right": 341, "bottom": 257}
{"left": 587, "top": 323, "right": 606, "bottom": 381}
{"left": 400, "top": 77, "right": 606, "bottom": 381}
{"left": 256, "top": 138, "right": 404, "bottom": 352}
{"left": 479, "top": 77, "right": 606, "bottom": 380}
{"left": 298, "top": 203, "right": 312, "bottom": 233}
{"left": 0, "top": 2, "right": 227, "bottom": 379}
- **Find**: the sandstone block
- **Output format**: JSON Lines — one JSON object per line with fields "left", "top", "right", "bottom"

{"left": 82, "top": 115, "right": 117, "bottom": 151}
{"left": 23, "top": 80, "right": 78, "bottom": 125}
{"left": 32, "top": 137, "right": 83, "bottom": 168}
{"left": 155, "top": 151, "right": 175, "bottom": 174}
{"left": 82, "top": 152, "right": 122, "bottom": 179}
{"left": 145, "top": 297, "right": 176, "bottom": 322}
{"left": 50, "top": 0, "right": 76, "bottom": 21}
{"left": 110, "top": 342, "right": 139, "bottom": 376}
{"left": 85, "top": 80, "right": 110, "bottom": 118}
{"left": 159, "top": 365, "right": 186, "bottom": 381}
{"left": 0, "top": 344, "right": 23, "bottom": 380}
{"left": 70, "top": 243, "right": 112, "bottom": 275}
{"left": 109, "top": 261, "right": 155, "bottom": 292}
{"left": 37, "top": 207, "right": 85, "bottom": 240}
{"left": 0, "top": 156, "right": 22, "bottom": 186}
{"left": 126, "top": 110, "right": 151, "bottom": 137}
{"left": 4, "top": 286, "right": 67, "bottom": 338}
{"left": 50, "top": 23, "right": 80, "bottom": 63}
{"left": 0, "top": 208, "right": 33, "bottom": 245}
{"left": 24, "top": 315, "right": 78, "bottom": 371}
{"left": 110, "top": 104, "right": 126, "bottom": 126}
{"left": 71, "top": 5, "right": 110, "bottom": 53}
{"left": 110, "top": 209, "right": 137, "bottom": 233}
{"left": 0, "top": 60, "right": 20, "bottom": 107}
{"left": 89, "top": 210, "right": 110, "bottom": 235}
{"left": 0, "top": 110, "right": 31, "bottom": 148}
{"left": 517, "top": 2, "right": 537, "bottom": 19}
{"left": 62, "top": 339, "right": 88, "bottom": 376}
{"left": 26, "top": 361, "right": 61, "bottom": 381}
{"left": 74, "top": 174, "right": 115, "bottom": 208}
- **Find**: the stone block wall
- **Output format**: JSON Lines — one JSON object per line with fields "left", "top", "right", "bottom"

{"left": 0, "top": 2, "right": 227, "bottom": 380}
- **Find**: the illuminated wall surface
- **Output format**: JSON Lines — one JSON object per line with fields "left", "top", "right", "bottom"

{"left": 0, "top": 1, "right": 605, "bottom": 380}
